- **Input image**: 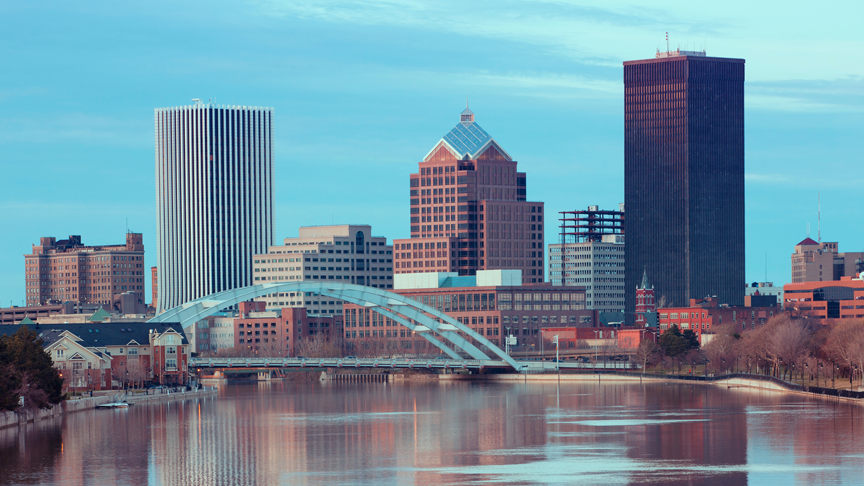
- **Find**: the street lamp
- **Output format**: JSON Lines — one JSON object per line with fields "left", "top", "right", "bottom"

{"left": 819, "top": 362, "right": 823, "bottom": 387}
{"left": 592, "top": 329, "right": 600, "bottom": 369}
{"left": 553, "top": 334, "right": 559, "bottom": 372}
{"left": 505, "top": 327, "right": 511, "bottom": 355}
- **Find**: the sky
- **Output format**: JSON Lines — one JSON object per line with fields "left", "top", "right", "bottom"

{"left": 1, "top": 0, "right": 862, "bottom": 306}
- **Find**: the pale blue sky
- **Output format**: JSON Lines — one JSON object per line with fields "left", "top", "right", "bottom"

{"left": 1, "top": 1, "right": 862, "bottom": 306}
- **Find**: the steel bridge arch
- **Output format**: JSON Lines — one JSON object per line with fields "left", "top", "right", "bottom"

{"left": 149, "top": 282, "right": 522, "bottom": 369}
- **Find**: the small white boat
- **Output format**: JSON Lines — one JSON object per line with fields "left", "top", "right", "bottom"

{"left": 97, "top": 402, "right": 130, "bottom": 409}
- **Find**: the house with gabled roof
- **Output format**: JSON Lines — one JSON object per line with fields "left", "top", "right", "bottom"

{"left": 1, "top": 321, "right": 190, "bottom": 391}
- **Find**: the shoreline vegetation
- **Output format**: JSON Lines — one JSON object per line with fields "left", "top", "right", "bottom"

{"left": 637, "top": 314, "right": 864, "bottom": 393}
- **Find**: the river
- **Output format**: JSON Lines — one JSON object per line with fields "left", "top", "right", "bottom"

{"left": 2, "top": 378, "right": 862, "bottom": 485}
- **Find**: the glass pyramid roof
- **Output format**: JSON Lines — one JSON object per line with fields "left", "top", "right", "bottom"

{"left": 443, "top": 121, "right": 493, "bottom": 160}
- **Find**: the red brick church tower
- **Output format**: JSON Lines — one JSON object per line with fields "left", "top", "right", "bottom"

{"left": 634, "top": 268, "right": 655, "bottom": 327}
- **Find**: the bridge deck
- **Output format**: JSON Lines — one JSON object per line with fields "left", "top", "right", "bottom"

{"left": 190, "top": 357, "right": 635, "bottom": 371}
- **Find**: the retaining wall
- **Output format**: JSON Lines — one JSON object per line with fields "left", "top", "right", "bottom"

{"left": 0, "top": 387, "right": 219, "bottom": 430}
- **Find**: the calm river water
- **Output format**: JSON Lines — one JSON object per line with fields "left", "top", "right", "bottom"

{"left": 2, "top": 379, "right": 863, "bottom": 485}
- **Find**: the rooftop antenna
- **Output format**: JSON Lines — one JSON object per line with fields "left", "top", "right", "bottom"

{"left": 818, "top": 191, "right": 821, "bottom": 243}
{"left": 807, "top": 223, "right": 810, "bottom": 239}
{"left": 666, "top": 32, "right": 669, "bottom": 54}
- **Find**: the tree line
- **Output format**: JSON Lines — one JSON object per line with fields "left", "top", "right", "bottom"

{"left": 636, "top": 315, "right": 864, "bottom": 388}
{"left": 0, "top": 327, "right": 64, "bottom": 412}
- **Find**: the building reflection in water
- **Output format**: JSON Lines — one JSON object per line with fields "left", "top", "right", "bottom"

{"left": 1, "top": 379, "right": 863, "bottom": 485}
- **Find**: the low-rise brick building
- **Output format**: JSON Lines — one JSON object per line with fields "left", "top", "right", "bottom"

{"left": 658, "top": 297, "right": 780, "bottom": 343}
{"left": 342, "top": 270, "right": 592, "bottom": 356}
{"left": 783, "top": 276, "right": 864, "bottom": 320}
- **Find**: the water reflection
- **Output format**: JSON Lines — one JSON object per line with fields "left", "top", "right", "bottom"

{"left": 1, "top": 380, "right": 862, "bottom": 485}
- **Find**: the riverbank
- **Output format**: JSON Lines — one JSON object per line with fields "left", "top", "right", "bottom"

{"left": 436, "top": 371, "right": 864, "bottom": 404}
{"left": 0, "top": 386, "right": 218, "bottom": 430}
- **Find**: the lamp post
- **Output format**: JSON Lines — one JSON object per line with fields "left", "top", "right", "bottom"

{"left": 818, "top": 362, "right": 823, "bottom": 387}
{"left": 505, "top": 327, "right": 511, "bottom": 356}
{"left": 592, "top": 329, "right": 600, "bottom": 369}
{"left": 736, "top": 356, "right": 741, "bottom": 374}
{"left": 553, "top": 335, "right": 559, "bottom": 372}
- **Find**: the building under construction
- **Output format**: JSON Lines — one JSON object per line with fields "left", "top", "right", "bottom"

{"left": 549, "top": 204, "right": 625, "bottom": 313}
{"left": 558, "top": 204, "right": 625, "bottom": 243}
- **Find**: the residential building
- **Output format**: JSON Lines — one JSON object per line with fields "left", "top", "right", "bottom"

{"left": 341, "top": 270, "right": 592, "bottom": 356}
{"left": 155, "top": 101, "right": 274, "bottom": 313}
{"left": 624, "top": 49, "right": 745, "bottom": 322}
{"left": 393, "top": 108, "right": 545, "bottom": 284}
{"left": 791, "top": 238, "right": 864, "bottom": 283}
{"left": 658, "top": 297, "right": 779, "bottom": 343}
{"left": 2, "top": 321, "right": 190, "bottom": 390}
{"left": 24, "top": 233, "right": 146, "bottom": 313}
{"left": 783, "top": 276, "right": 864, "bottom": 320}
{"left": 252, "top": 225, "right": 393, "bottom": 315}
{"left": 549, "top": 204, "right": 624, "bottom": 312}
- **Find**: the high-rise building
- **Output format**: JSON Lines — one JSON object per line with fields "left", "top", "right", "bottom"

{"left": 549, "top": 204, "right": 625, "bottom": 312}
{"left": 393, "top": 108, "right": 545, "bottom": 284}
{"left": 252, "top": 225, "right": 393, "bottom": 315}
{"left": 624, "top": 49, "right": 745, "bottom": 321}
{"left": 24, "top": 233, "right": 146, "bottom": 312}
{"left": 791, "top": 238, "right": 864, "bottom": 283}
{"left": 155, "top": 102, "right": 274, "bottom": 313}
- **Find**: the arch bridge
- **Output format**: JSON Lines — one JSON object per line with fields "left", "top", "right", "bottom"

{"left": 149, "top": 282, "right": 523, "bottom": 370}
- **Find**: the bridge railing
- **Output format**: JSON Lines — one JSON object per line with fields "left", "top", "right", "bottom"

{"left": 189, "top": 357, "right": 488, "bottom": 369}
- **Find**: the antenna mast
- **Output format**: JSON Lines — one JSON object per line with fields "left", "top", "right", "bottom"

{"left": 818, "top": 191, "right": 821, "bottom": 243}
{"left": 666, "top": 32, "right": 669, "bottom": 54}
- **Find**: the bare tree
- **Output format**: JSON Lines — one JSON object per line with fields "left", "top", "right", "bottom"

{"left": 768, "top": 316, "right": 812, "bottom": 381}
{"left": 702, "top": 323, "right": 738, "bottom": 374}
{"left": 295, "top": 334, "right": 342, "bottom": 358}
{"left": 634, "top": 339, "right": 660, "bottom": 374}
{"left": 126, "top": 358, "right": 149, "bottom": 389}
{"left": 825, "top": 321, "right": 864, "bottom": 388}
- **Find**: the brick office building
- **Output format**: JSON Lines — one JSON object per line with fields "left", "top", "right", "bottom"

{"left": 394, "top": 108, "right": 545, "bottom": 284}
{"left": 624, "top": 49, "right": 746, "bottom": 322}
{"left": 658, "top": 297, "right": 779, "bottom": 343}
{"left": 342, "top": 270, "right": 591, "bottom": 356}
{"left": 229, "top": 301, "right": 343, "bottom": 357}
{"left": 783, "top": 277, "right": 864, "bottom": 320}
{"left": 791, "top": 238, "right": 864, "bottom": 283}
{"left": 24, "top": 233, "right": 147, "bottom": 313}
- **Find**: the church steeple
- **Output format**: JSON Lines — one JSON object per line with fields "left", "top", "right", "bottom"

{"left": 639, "top": 267, "right": 653, "bottom": 290}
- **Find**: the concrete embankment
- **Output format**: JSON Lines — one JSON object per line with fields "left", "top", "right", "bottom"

{"left": 438, "top": 371, "right": 863, "bottom": 404}
{"left": 0, "top": 387, "right": 218, "bottom": 430}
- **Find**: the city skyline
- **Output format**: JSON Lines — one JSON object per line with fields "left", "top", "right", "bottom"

{"left": 2, "top": 2, "right": 863, "bottom": 306}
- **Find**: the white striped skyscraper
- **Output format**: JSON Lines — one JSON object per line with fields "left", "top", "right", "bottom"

{"left": 155, "top": 102, "right": 274, "bottom": 313}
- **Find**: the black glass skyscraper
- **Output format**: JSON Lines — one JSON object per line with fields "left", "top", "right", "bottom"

{"left": 624, "top": 50, "right": 745, "bottom": 321}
